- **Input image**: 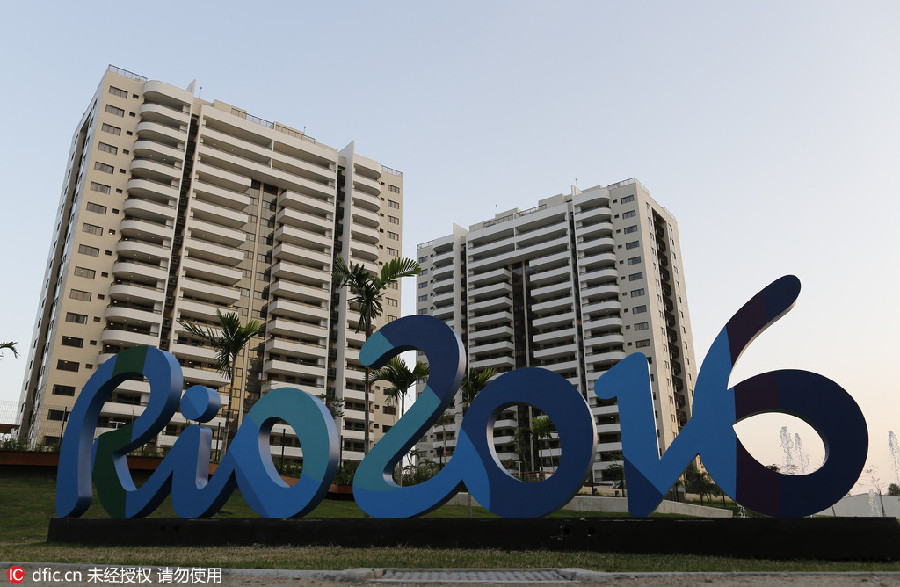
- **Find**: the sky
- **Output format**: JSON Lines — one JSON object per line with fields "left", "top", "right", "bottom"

{"left": 0, "top": 1, "right": 897, "bottom": 493}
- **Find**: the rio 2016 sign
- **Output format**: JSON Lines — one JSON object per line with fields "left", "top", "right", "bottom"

{"left": 56, "top": 275, "right": 867, "bottom": 519}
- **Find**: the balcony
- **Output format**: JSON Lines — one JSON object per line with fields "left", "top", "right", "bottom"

{"left": 579, "top": 252, "right": 618, "bottom": 271}
{"left": 104, "top": 305, "right": 161, "bottom": 326}
{"left": 584, "top": 332, "right": 626, "bottom": 349}
{"left": 351, "top": 207, "right": 380, "bottom": 228}
{"left": 274, "top": 224, "right": 332, "bottom": 250}
{"left": 468, "top": 309, "right": 513, "bottom": 329}
{"left": 585, "top": 350, "right": 626, "bottom": 365}
{"left": 531, "top": 296, "right": 573, "bottom": 314}
{"left": 582, "top": 316, "right": 622, "bottom": 332}
{"left": 349, "top": 241, "right": 379, "bottom": 262}
{"left": 467, "top": 296, "right": 509, "bottom": 313}
{"left": 532, "top": 342, "right": 578, "bottom": 361}
{"left": 276, "top": 207, "right": 332, "bottom": 233}
{"left": 272, "top": 242, "right": 331, "bottom": 269}
{"left": 184, "top": 238, "right": 244, "bottom": 266}
{"left": 264, "top": 358, "right": 326, "bottom": 381}
{"left": 580, "top": 235, "right": 616, "bottom": 254}
{"left": 468, "top": 267, "right": 509, "bottom": 287}
{"left": 577, "top": 218, "right": 613, "bottom": 239}
{"left": 352, "top": 173, "right": 381, "bottom": 196}
{"left": 140, "top": 103, "right": 190, "bottom": 129}
{"left": 169, "top": 343, "right": 217, "bottom": 363}
{"left": 112, "top": 260, "right": 168, "bottom": 282}
{"left": 528, "top": 249, "right": 570, "bottom": 271}
{"left": 531, "top": 328, "right": 572, "bottom": 345}
{"left": 122, "top": 196, "right": 177, "bottom": 223}
{"left": 115, "top": 239, "right": 170, "bottom": 263}
{"left": 531, "top": 281, "right": 571, "bottom": 301}
{"left": 529, "top": 264, "right": 570, "bottom": 287}
{"left": 181, "top": 365, "right": 230, "bottom": 388}
{"left": 130, "top": 158, "right": 181, "bottom": 183}
{"left": 144, "top": 80, "right": 192, "bottom": 107}
{"left": 581, "top": 299, "right": 622, "bottom": 316}
{"left": 431, "top": 263, "right": 455, "bottom": 281}
{"left": 270, "top": 280, "right": 329, "bottom": 304}
{"left": 108, "top": 283, "right": 165, "bottom": 305}
{"left": 179, "top": 277, "right": 241, "bottom": 305}
{"left": 468, "top": 324, "right": 513, "bottom": 342}
{"left": 579, "top": 268, "right": 618, "bottom": 288}
{"left": 531, "top": 310, "right": 576, "bottom": 330}
{"left": 268, "top": 299, "right": 328, "bottom": 323}
{"left": 192, "top": 178, "right": 251, "bottom": 211}
{"left": 181, "top": 257, "right": 243, "bottom": 285}
{"left": 133, "top": 139, "right": 184, "bottom": 164}
{"left": 136, "top": 120, "right": 184, "bottom": 146}
{"left": 100, "top": 327, "right": 159, "bottom": 347}
{"left": 267, "top": 317, "right": 328, "bottom": 342}
{"left": 351, "top": 190, "right": 380, "bottom": 212}
{"left": 265, "top": 337, "right": 326, "bottom": 361}
{"left": 278, "top": 190, "right": 334, "bottom": 216}
{"left": 176, "top": 298, "right": 226, "bottom": 322}
{"left": 470, "top": 340, "right": 515, "bottom": 357}
{"left": 186, "top": 218, "right": 245, "bottom": 248}
{"left": 469, "top": 280, "right": 511, "bottom": 301}
{"left": 119, "top": 218, "right": 171, "bottom": 242}
{"left": 351, "top": 224, "right": 380, "bottom": 245}
{"left": 189, "top": 198, "right": 247, "bottom": 229}
{"left": 272, "top": 261, "right": 330, "bottom": 288}
{"left": 194, "top": 160, "right": 251, "bottom": 193}
{"left": 471, "top": 355, "right": 515, "bottom": 370}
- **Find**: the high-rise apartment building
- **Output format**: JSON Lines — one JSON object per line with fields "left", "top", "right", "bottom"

{"left": 18, "top": 66, "right": 406, "bottom": 464}
{"left": 415, "top": 180, "right": 697, "bottom": 483}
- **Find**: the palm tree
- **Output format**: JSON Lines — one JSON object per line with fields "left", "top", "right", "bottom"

{"left": 178, "top": 310, "right": 265, "bottom": 451}
{"left": 434, "top": 412, "right": 455, "bottom": 468}
{"left": 0, "top": 342, "right": 18, "bottom": 359}
{"left": 369, "top": 356, "right": 429, "bottom": 425}
{"left": 531, "top": 415, "right": 556, "bottom": 478}
{"left": 332, "top": 255, "right": 420, "bottom": 454}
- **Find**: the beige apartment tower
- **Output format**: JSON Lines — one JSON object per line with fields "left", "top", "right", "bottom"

{"left": 415, "top": 181, "right": 697, "bottom": 483}
{"left": 18, "top": 66, "right": 406, "bottom": 464}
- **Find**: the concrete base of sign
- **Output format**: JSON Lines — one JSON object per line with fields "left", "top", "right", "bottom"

{"left": 47, "top": 517, "right": 900, "bottom": 560}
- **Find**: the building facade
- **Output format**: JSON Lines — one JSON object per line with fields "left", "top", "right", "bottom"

{"left": 415, "top": 181, "right": 697, "bottom": 482}
{"left": 18, "top": 66, "right": 406, "bottom": 464}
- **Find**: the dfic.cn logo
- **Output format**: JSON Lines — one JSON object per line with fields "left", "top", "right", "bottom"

{"left": 7, "top": 566, "right": 24, "bottom": 583}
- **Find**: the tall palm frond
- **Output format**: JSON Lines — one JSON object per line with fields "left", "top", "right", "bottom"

{"left": 0, "top": 342, "right": 18, "bottom": 359}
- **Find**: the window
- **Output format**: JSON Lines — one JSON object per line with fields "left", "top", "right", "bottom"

{"left": 85, "top": 202, "right": 107, "bottom": 214}
{"left": 418, "top": 294, "right": 428, "bottom": 302}
{"left": 387, "top": 231, "right": 399, "bottom": 241}
{"left": 73, "top": 266, "right": 96, "bottom": 279}
{"left": 93, "top": 162, "right": 114, "bottom": 174}
{"left": 633, "top": 305, "right": 647, "bottom": 314}
{"left": 65, "top": 312, "right": 88, "bottom": 324}
{"left": 623, "top": 210, "right": 636, "bottom": 219}
{"left": 52, "top": 384, "right": 76, "bottom": 396}
{"left": 386, "top": 298, "right": 398, "bottom": 307}
{"left": 627, "top": 256, "right": 641, "bottom": 265}
{"left": 77, "top": 244, "right": 99, "bottom": 257}
{"left": 387, "top": 247, "right": 399, "bottom": 257}
{"left": 56, "top": 359, "right": 80, "bottom": 373}
{"left": 635, "top": 322, "right": 650, "bottom": 331}
{"left": 630, "top": 288, "right": 645, "bottom": 298}
{"left": 104, "top": 104, "right": 125, "bottom": 117}
{"left": 624, "top": 225, "right": 638, "bottom": 234}
{"left": 90, "top": 181, "right": 111, "bottom": 194}
{"left": 388, "top": 215, "right": 399, "bottom": 225}
{"left": 388, "top": 199, "right": 400, "bottom": 209}
{"left": 635, "top": 339, "right": 651, "bottom": 349}
{"left": 621, "top": 194, "right": 635, "bottom": 204}
{"left": 625, "top": 241, "right": 639, "bottom": 250}
{"left": 101, "top": 123, "right": 121, "bottom": 136}
{"left": 69, "top": 289, "right": 91, "bottom": 302}
{"left": 82, "top": 223, "right": 103, "bottom": 236}
{"left": 61, "top": 336, "right": 84, "bottom": 348}
{"left": 109, "top": 86, "right": 128, "bottom": 98}
{"left": 418, "top": 282, "right": 428, "bottom": 289}
{"left": 628, "top": 272, "right": 643, "bottom": 281}
{"left": 418, "top": 256, "right": 427, "bottom": 263}
{"left": 388, "top": 185, "right": 400, "bottom": 193}
{"left": 47, "top": 409, "right": 67, "bottom": 421}
{"left": 417, "top": 308, "right": 428, "bottom": 315}
{"left": 97, "top": 142, "right": 118, "bottom": 155}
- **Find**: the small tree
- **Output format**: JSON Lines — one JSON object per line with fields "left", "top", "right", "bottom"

{"left": 332, "top": 256, "right": 420, "bottom": 454}
{"left": 605, "top": 462, "right": 626, "bottom": 497}
{"left": 888, "top": 483, "right": 900, "bottom": 497}
{"left": 531, "top": 415, "right": 556, "bottom": 477}
{"left": 178, "top": 310, "right": 265, "bottom": 452}
{"left": 0, "top": 342, "right": 18, "bottom": 359}
{"left": 458, "top": 367, "right": 497, "bottom": 516}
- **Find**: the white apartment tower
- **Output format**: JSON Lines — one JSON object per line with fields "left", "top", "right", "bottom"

{"left": 18, "top": 66, "right": 406, "bottom": 464}
{"left": 415, "top": 180, "right": 697, "bottom": 482}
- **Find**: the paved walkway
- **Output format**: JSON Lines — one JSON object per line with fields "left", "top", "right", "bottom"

{"left": 5, "top": 563, "right": 900, "bottom": 586}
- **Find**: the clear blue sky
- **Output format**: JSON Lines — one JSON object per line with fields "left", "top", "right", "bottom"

{"left": 1, "top": 1, "right": 897, "bottom": 492}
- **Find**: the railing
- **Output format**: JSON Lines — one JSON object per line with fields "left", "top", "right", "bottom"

{"left": 275, "top": 123, "right": 317, "bottom": 144}
{"left": 108, "top": 65, "right": 147, "bottom": 82}
{"left": 480, "top": 203, "right": 547, "bottom": 229}
{"left": 381, "top": 165, "right": 403, "bottom": 177}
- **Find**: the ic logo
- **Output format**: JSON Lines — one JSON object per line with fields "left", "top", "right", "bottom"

{"left": 7, "top": 566, "right": 24, "bottom": 583}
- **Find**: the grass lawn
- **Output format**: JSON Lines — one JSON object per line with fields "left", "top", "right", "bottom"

{"left": 1, "top": 476, "right": 898, "bottom": 573}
